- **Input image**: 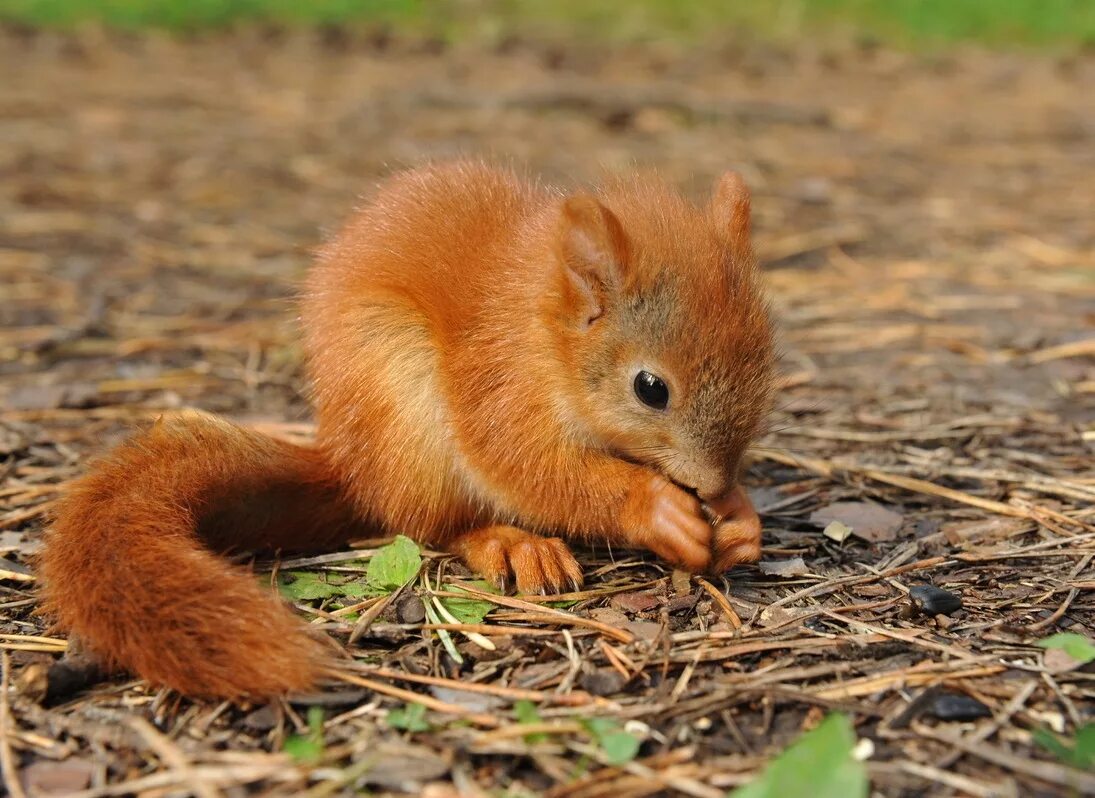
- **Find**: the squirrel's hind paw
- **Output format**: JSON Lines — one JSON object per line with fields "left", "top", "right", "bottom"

{"left": 449, "top": 526, "right": 583, "bottom": 595}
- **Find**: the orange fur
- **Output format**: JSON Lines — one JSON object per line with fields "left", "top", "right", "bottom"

{"left": 41, "top": 161, "right": 774, "bottom": 698}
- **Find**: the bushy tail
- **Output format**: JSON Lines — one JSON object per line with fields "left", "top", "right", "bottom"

{"left": 39, "top": 411, "right": 363, "bottom": 698}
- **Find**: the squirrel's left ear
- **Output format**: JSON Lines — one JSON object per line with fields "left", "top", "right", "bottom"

{"left": 710, "top": 171, "right": 751, "bottom": 245}
{"left": 556, "top": 194, "right": 630, "bottom": 326}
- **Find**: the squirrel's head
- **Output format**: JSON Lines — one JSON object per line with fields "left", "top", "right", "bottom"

{"left": 550, "top": 171, "right": 774, "bottom": 503}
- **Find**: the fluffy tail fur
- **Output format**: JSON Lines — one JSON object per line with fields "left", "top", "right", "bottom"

{"left": 39, "top": 411, "right": 363, "bottom": 698}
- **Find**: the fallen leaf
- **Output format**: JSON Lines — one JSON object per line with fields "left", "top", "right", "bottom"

{"left": 21, "top": 760, "right": 97, "bottom": 794}
{"left": 810, "top": 502, "right": 903, "bottom": 543}
{"left": 589, "top": 608, "right": 629, "bottom": 627}
{"left": 1042, "top": 647, "right": 1083, "bottom": 674}
{"left": 1037, "top": 632, "right": 1095, "bottom": 671}
{"left": 759, "top": 557, "right": 810, "bottom": 578}
{"left": 361, "top": 742, "right": 449, "bottom": 789}
{"left": 823, "top": 521, "right": 853, "bottom": 542}
{"left": 942, "top": 517, "right": 1027, "bottom": 546}
{"left": 758, "top": 606, "right": 813, "bottom": 628}
{"left": 610, "top": 590, "right": 660, "bottom": 613}
{"left": 622, "top": 620, "right": 663, "bottom": 642}
{"left": 429, "top": 686, "right": 505, "bottom": 712}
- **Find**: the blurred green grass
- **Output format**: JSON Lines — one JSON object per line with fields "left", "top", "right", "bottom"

{"left": 2, "top": 0, "right": 1094, "bottom": 48}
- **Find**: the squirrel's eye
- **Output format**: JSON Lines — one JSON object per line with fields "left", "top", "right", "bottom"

{"left": 634, "top": 370, "right": 669, "bottom": 410}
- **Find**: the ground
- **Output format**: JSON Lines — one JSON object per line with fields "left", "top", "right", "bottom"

{"left": 1, "top": 25, "right": 1093, "bottom": 798}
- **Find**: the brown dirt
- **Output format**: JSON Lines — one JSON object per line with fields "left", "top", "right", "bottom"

{"left": 1, "top": 27, "right": 1093, "bottom": 798}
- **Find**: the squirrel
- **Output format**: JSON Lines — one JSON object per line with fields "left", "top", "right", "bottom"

{"left": 39, "top": 161, "right": 775, "bottom": 699}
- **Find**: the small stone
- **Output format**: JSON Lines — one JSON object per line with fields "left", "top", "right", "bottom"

{"left": 397, "top": 594, "right": 426, "bottom": 624}
{"left": 579, "top": 667, "right": 627, "bottom": 696}
{"left": 793, "top": 177, "right": 833, "bottom": 204}
{"left": 240, "top": 705, "right": 279, "bottom": 731}
{"left": 908, "top": 585, "right": 963, "bottom": 617}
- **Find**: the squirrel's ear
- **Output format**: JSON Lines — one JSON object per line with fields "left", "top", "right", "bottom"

{"left": 710, "top": 171, "right": 751, "bottom": 245}
{"left": 557, "top": 194, "right": 629, "bottom": 325}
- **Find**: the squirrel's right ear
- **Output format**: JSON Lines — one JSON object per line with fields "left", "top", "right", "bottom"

{"left": 710, "top": 171, "right": 751, "bottom": 246}
{"left": 556, "top": 194, "right": 629, "bottom": 326}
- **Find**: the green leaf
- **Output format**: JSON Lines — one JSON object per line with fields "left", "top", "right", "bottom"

{"left": 386, "top": 702, "right": 432, "bottom": 732}
{"left": 440, "top": 579, "right": 498, "bottom": 624}
{"left": 1036, "top": 633, "right": 1095, "bottom": 665}
{"left": 1078, "top": 725, "right": 1095, "bottom": 769}
{"left": 1033, "top": 723, "right": 1095, "bottom": 770}
{"left": 582, "top": 717, "right": 617, "bottom": 739}
{"left": 336, "top": 580, "right": 371, "bottom": 598}
{"left": 278, "top": 571, "right": 343, "bottom": 601}
{"left": 1032, "top": 728, "right": 1075, "bottom": 764}
{"left": 514, "top": 699, "right": 542, "bottom": 724}
{"left": 283, "top": 734, "right": 323, "bottom": 763}
{"left": 580, "top": 717, "right": 641, "bottom": 765}
{"left": 545, "top": 598, "right": 580, "bottom": 609}
{"left": 366, "top": 535, "right": 422, "bottom": 593}
{"left": 599, "top": 731, "right": 641, "bottom": 764}
{"left": 277, "top": 570, "right": 372, "bottom": 602}
{"left": 284, "top": 707, "right": 325, "bottom": 763}
{"left": 730, "top": 714, "right": 868, "bottom": 798}
{"left": 514, "top": 699, "right": 548, "bottom": 744}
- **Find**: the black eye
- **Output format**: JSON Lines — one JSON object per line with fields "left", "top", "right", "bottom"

{"left": 633, "top": 370, "right": 669, "bottom": 410}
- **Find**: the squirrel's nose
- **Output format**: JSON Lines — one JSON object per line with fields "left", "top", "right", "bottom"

{"left": 703, "top": 485, "right": 757, "bottom": 521}
{"left": 698, "top": 479, "right": 736, "bottom": 504}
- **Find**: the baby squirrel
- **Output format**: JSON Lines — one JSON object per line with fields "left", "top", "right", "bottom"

{"left": 40, "top": 161, "right": 775, "bottom": 698}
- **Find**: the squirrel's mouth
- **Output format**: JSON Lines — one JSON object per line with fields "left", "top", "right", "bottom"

{"left": 608, "top": 444, "right": 726, "bottom": 504}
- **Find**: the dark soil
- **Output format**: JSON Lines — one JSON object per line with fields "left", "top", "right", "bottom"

{"left": 1, "top": 27, "right": 1093, "bottom": 798}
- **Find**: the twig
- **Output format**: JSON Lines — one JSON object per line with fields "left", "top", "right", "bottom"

{"left": 1, "top": 652, "right": 27, "bottom": 798}
{"left": 329, "top": 671, "right": 499, "bottom": 727}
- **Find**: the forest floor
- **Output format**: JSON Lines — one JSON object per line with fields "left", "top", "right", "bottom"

{"left": 1, "top": 26, "right": 1093, "bottom": 798}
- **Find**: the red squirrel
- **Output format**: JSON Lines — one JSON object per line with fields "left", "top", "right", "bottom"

{"left": 40, "top": 161, "right": 774, "bottom": 698}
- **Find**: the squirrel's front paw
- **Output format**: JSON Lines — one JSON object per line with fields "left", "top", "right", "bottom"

{"left": 625, "top": 475, "right": 712, "bottom": 572}
{"left": 707, "top": 486, "right": 762, "bottom": 573}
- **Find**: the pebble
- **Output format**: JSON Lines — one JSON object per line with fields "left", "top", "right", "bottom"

{"left": 397, "top": 594, "right": 427, "bottom": 624}
{"left": 579, "top": 667, "right": 628, "bottom": 696}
